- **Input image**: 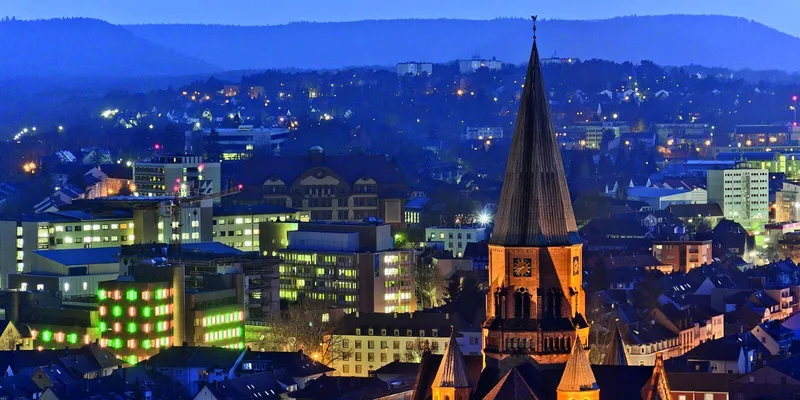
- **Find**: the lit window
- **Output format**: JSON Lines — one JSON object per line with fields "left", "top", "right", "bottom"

{"left": 63, "top": 283, "right": 70, "bottom": 292}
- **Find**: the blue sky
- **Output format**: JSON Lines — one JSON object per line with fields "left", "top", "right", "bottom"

{"left": 2, "top": 0, "right": 799, "bottom": 36}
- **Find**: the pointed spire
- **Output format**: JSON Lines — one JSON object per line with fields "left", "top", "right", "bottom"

{"left": 641, "top": 354, "right": 672, "bottom": 400}
{"left": 490, "top": 21, "right": 579, "bottom": 247}
{"left": 557, "top": 336, "right": 598, "bottom": 392}
{"left": 432, "top": 329, "right": 471, "bottom": 388}
{"left": 602, "top": 324, "right": 629, "bottom": 366}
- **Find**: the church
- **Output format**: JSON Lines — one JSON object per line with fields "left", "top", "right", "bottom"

{"left": 410, "top": 20, "right": 674, "bottom": 400}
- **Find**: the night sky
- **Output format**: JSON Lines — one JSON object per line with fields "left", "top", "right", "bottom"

{"left": 1, "top": 0, "right": 798, "bottom": 36}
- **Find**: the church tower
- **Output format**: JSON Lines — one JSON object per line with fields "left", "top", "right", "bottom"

{"left": 483, "top": 17, "right": 590, "bottom": 367}
{"left": 431, "top": 330, "right": 472, "bottom": 400}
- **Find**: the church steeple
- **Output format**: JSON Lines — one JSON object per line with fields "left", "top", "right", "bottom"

{"left": 431, "top": 329, "right": 472, "bottom": 400}
{"left": 483, "top": 16, "right": 588, "bottom": 369}
{"left": 490, "top": 16, "right": 579, "bottom": 247}
{"left": 602, "top": 324, "right": 630, "bottom": 366}
{"left": 557, "top": 336, "right": 599, "bottom": 400}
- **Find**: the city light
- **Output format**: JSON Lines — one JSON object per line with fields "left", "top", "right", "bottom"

{"left": 22, "top": 162, "right": 37, "bottom": 173}
{"left": 478, "top": 213, "right": 492, "bottom": 226}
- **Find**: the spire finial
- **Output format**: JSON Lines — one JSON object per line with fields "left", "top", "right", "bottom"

{"left": 532, "top": 15, "right": 538, "bottom": 40}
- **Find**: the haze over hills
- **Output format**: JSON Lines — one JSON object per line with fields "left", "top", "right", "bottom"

{"left": 0, "top": 18, "right": 219, "bottom": 79}
{"left": 2, "top": 15, "right": 800, "bottom": 80}
{"left": 125, "top": 15, "right": 800, "bottom": 72}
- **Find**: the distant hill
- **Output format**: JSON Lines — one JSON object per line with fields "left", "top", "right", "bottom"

{"left": 0, "top": 18, "right": 219, "bottom": 78}
{"left": 124, "top": 15, "right": 800, "bottom": 72}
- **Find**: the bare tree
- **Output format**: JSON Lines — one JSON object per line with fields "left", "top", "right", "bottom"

{"left": 262, "top": 299, "right": 351, "bottom": 365}
{"left": 415, "top": 257, "right": 438, "bottom": 309}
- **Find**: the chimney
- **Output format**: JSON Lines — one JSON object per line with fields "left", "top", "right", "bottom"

{"left": 409, "top": 313, "right": 413, "bottom": 319}
{"left": 355, "top": 311, "right": 360, "bottom": 318}
{"left": 182, "top": 341, "right": 188, "bottom": 347}
{"left": 445, "top": 313, "right": 450, "bottom": 320}
{"left": 393, "top": 312, "right": 397, "bottom": 319}
{"left": 14, "top": 344, "right": 20, "bottom": 351}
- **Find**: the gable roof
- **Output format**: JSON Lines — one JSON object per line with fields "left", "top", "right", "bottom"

{"left": 484, "top": 366, "right": 543, "bottom": 400}
{"left": 490, "top": 36, "right": 579, "bottom": 247}
{"left": 204, "top": 372, "right": 285, "bottom": 400}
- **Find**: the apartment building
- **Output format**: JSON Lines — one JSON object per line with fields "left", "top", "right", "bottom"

{"left": 652, "top": 240, "right": 713, "bottom": 273}
{"left": 133, "top": 154, "right": 221, "bottom": 198}
{"left": 425, "top": 226, "right": 486, "bottom": 258}
{"left": 326, "top": 312, "right": 477, "bottom": 377}
{"left": 707, "top": 168, "right": 769, "bottom": 230}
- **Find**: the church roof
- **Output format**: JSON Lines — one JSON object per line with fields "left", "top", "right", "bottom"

{"left": 484, "top": 366, "right": 543, "bottom": 400}
{"left": 490, "top": 34, "right": 579, "bottom": 247}
{"left": 603, "top": 325, "right": 630, "bottom": 366}
{"left": 431, "top": 331, "right": 471, "bottom": 388}
{"left": 641, "top": 354, "right": 672, "bottom": 400}
{"left": 557, "top": 336, "right": 598, "bottom": 392}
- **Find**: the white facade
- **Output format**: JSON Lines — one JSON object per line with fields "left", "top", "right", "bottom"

{"left": 707, "top": 169, "right": 770, "bottom": 230}
{"left": 425, "top": 227, "right": 486, "bottom": 258}
{"left": 396, "top": 62, "right": 433, "bottom": 76}
{"left": 627, "top": 187, "right": 708, "bottom": 210}
{"left": 463, "top": 127, "right": 504, "bottom": 141}
{"left": 458, "top": 59, "right": 502, "bottom": 74}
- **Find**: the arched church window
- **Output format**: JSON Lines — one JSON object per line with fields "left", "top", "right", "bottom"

{"left": 514, "top": 287, "right": 531, "bottom": 320}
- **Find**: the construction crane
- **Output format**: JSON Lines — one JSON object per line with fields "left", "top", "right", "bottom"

{"left": 168, "top": 185, "right": 242, "bottom": 250}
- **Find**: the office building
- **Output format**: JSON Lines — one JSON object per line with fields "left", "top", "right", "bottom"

{"left": 97, "top": 259, "right": 245, "bottom": 364}
{"left": 626, "top": 187, "right": 707, "bottom": 210}
{"left": 396, "top": 62, "right": 433, "bottom": 76}
{"left": 234, "top": 147, "right": 406, "bottom": 228}
{"left": 266, "top": 222, "right": 415, "bottom": 313}
{"left": 212, "top": 204, "right": 309, "bottom": 252}
{"left": 425, "top": 226, "right": 486, "bottom": 258}
{"left": 326, "top": 312, "right": 472, "bottom": 377}
{"left": 707, "top": 168, "right": 769, "bottom": 230}
{"left": 133, "top": 155, "right": 221, "bottom": 198}
{"left": 652, "top": 240, "right": 713, "bottom": 273}
{"left": 188, "top": 125, "right": 290, "bottom": 160}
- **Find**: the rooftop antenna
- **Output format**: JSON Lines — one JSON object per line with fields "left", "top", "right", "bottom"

{"left": 532, "top": 15, "right": 537, "bottom": 41}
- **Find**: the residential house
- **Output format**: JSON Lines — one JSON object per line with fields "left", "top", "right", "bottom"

{"left": 239, "top": 350, "right": 333, "bottom": 391}
{"left": 147, "top": 346, "right": 246, "bottom": 397}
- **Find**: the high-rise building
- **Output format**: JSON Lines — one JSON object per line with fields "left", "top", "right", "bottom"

{"left": 706, "top": 168, "right": 769, "bottom": 230}
{"left": 483, "top": 34, "right": 589, "bottom": 367}
{"left": 133, "top": 155, "right": 221, "bottom": 198}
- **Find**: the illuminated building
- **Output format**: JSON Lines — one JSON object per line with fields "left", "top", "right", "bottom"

{"left": 133, "top": 154, "right": 220, "bottom": 198}
{"left": 327, "top": 312, "right": 469, "bottom": 377}
{"left": 483, "top": 25, "right": 590, "bottom": 367}
{"left": 266, "top": 222, "right": 415, "bottom": 313}
{"left": 212, "top": 204, "right": 309, "bottom": 252}
{"left": 97, "top": 260, "right": 244, "bottom": 364}
{"left": 424, "top": 226, "right": 486, "bottom": 258}
{"left": 706, "top": 168, "right": 769, "bottom": 231}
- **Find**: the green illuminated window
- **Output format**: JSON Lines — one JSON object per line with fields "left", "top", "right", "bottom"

{"left": 126, "top": 289, "right": 138, "bottom": 301}
{"left": 98, "top": 290, "right": 107, "bottom": 300}
{"left": 67, "top": 333, "right": 77, "bottom": 344}
{"left": 142, "top": 340, "right": 151, "bottom": 349}
{"left": 127, "top": 355, "right": 137, "bottom": 365}
{"left": 112, "top": 338, "right": 122, "bottom": 349}
{"left": 142, "top": 306, "right": 152, "bottom": 317}
{"left": 42, "top": 330, "right": 52, "bottom": 342}
{"left": 112, "top": 305, "right": 122, "bottom": 317}
{"left": 99, "top": 322, "right": 107, "bottom": 332}
{"left": 127, "top": 323, "right": 137, "bottom": 333}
